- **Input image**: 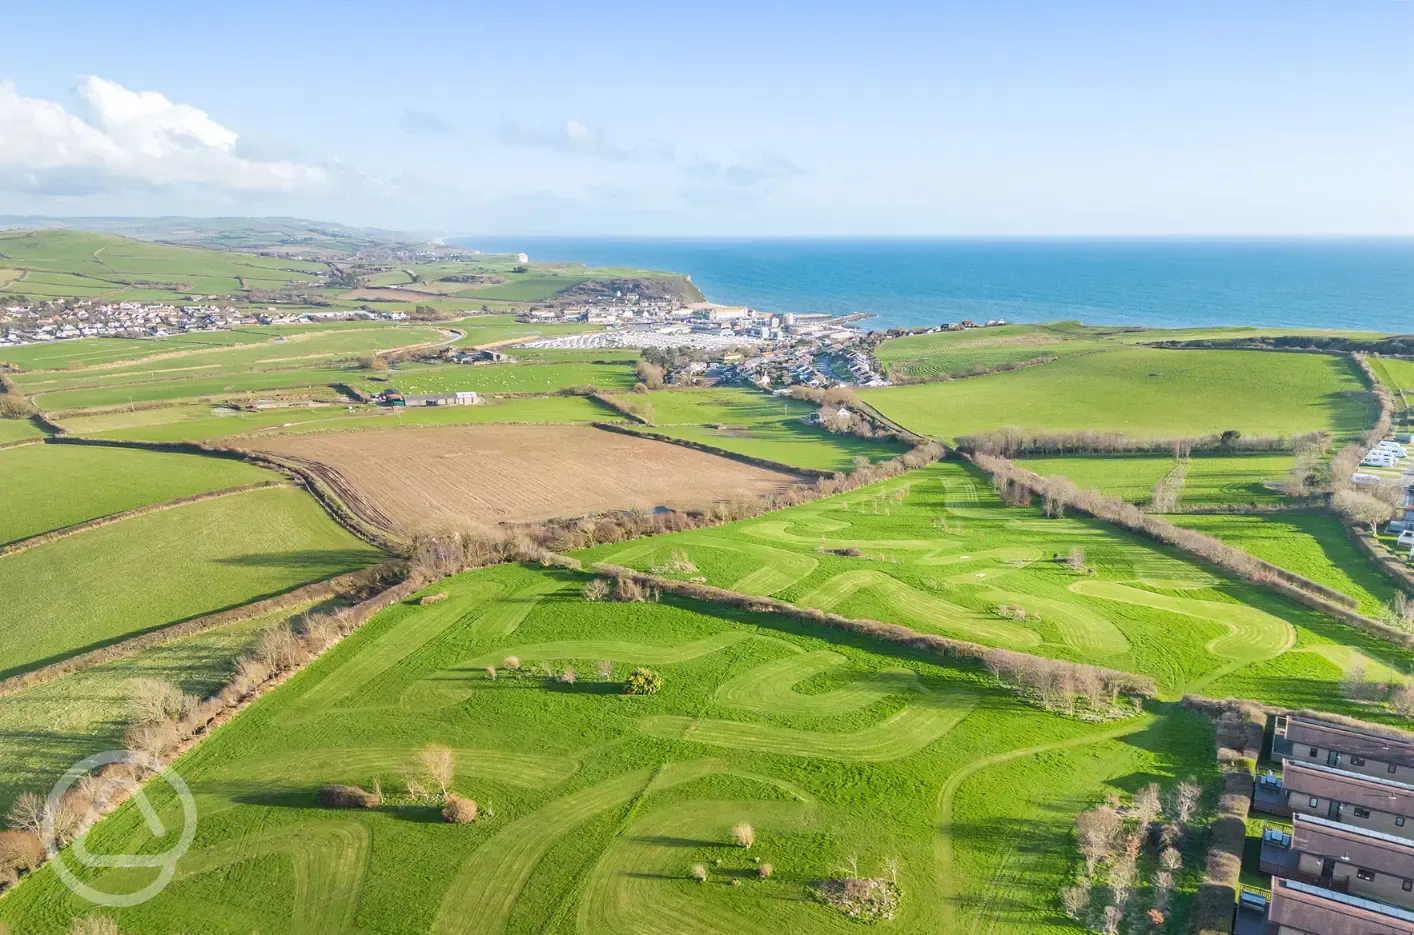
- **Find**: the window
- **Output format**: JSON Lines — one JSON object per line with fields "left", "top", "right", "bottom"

{"left": 1310, "top": 747, "right": 1320, "bottom": 757}
{"left": 1354, "top": 807, "right": 1372, "bottom": 819}
{"left": 1310, "top": 797, "right": 1320, "bottom": 809}
{"left": 1399, "top": 817, "right": 1407, "bottom": 828}
{"left": 1358, "top": 869, "right": 1376, "bottom": 882}
{"left": 1391, "top": 764, "right": 1399, "bottom": 775}
{"left": 1351, "top": 755, "right": 1367, "bottom": 767}
{"left": 1404, "top": 880, "right": 1413, "bottom": 892}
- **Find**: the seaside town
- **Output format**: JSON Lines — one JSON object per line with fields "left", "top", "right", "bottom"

{"left": 0, "top": 287, "right": 1010, "bottom": 391}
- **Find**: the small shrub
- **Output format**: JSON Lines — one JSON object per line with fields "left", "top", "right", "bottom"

{"left": 485, "top": 665, "right": 497, "bottom": 681}
{"left": 623, "top": 667, "right": 664, "bottom": 695}
{"left": 419, "top": 592, "right": 449, "bottom": 605}
{"left": 504, "top": 655, "right": 521, "bottom": 671}
{"left": 558, "top": 666, "right": 577, "bottom": 685}
{"left": 583, "top": 578, "right": 610, "bottom": 602}
{"left": 0, "top": 830, "right": 45, "bottom": 872}
{"left": 317, "top": 784, "right": 379, "bottom": 809}
{"left": 69, "top": 918, "right": 121, "bottom": 935}
{"left": 442, "top": 794, "right": 479, "bottom": 824}
{"left": 596, "top": 659, "right": 614, "bottom": 680}
{"left": 758, "top": 862, "right": 773, "bottom": 879}
{"left": 0, "top": 395, "right": 34, "bottom": 419}
{"left": 691, "top": 863, "right": 707, "bottom": 882}
{"left": 612, "top": 577, "right": 645, "bottom": 602}
{"left": 731, "top": 822, "right": 755, "bottom": 849}
{"left": 814, "top": 876, "right": 900, "bottom": 923}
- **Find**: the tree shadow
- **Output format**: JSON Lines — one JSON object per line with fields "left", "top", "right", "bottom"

{"left": 217, "top": 549, "right": 381, "bottom": 571}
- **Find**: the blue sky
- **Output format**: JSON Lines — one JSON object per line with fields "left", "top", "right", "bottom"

{"left": 1, "top": 0, "right": 1410, "bottom": 235}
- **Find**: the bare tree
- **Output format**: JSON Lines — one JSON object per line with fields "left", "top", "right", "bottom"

{"left": 420, "top": 744, "right": 455, "bottom": 799}
{"left": 1133, "top": 784, "right": 1161, "bottom": 827}
{"left": 1060, "top": 884, "right": 1090, "bottom": 919}
{"left": 1171, "top": 781, "right": 1201, "bottom": 825}
{"left": 6, "top": 792, "right": 44, "bottom": 836}
{"left": 1075, "top": 807, "right": 1122, "bottom": 874}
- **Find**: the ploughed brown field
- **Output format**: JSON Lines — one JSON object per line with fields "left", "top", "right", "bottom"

{"left": 248, "top": 424, "right": 805, "bottom": 531}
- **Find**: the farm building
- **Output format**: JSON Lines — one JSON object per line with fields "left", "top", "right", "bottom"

{"left": 403, "top": 391, "right": 479, "bottom": 407}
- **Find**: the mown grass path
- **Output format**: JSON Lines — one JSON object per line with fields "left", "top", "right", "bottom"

{"left": 176, "top": 821, "right": 370, "bottom": 935}
{"left": 1070, "top": 581, "right": 1294, "bottom": 694}
{"left": 934, "top": 717, "right": 1154, "bottom": 934}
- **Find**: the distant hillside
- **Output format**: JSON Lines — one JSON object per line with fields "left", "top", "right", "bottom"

{"left": 0, "top": 215, "right": 435, "bottom": 258}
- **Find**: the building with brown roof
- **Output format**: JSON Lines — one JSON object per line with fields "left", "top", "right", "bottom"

{"left": 1281, "top": 760, "right": 1414, "bottom": 838}
{"left": 1269, "top": 877, "right": 1414, "bottom": 935}
{"left": 1276, "top": 715, "right": 1414, "bottom": 781}
{"left": 1261, "top": 813, "right": 1414, "bottom": 909}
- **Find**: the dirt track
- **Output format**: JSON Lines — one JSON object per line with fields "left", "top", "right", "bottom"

{"left": 249, "top": 424, "right": 804, "bottom": 531}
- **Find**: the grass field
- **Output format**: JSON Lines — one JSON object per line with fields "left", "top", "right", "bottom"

{"left": 450, "top": 315, "right": 603, "bottom": 348}
{"left": 603, "top": 387, "right": 909, "bottom": 471}
{"left": 13, "top": 326, "right": 448, "bottom": 396}
{"left": 0, "top": 417, "right": 46, "bottom": 445}
{"left": 580, "top": 461, "right": 1414, "bottom": 711}
{"left": 360, "top": 361, "right": 638, "bottom": 396}
{"left": 0, "top": 321, "right": 424, "bottom": 371}
{"left": 863, "top": 348, "right": 1371, "bottom": 441}
{"left": 0, "top": 561, "right": 1217, "bottom": 935}
{"left": 1014, "top": 453, "right": 1295, "bottom": 508}
{"left": 0, "top": 444, "right": 278, "bottom": 544}
{"left": 0, "top": 605, "right": 307, "bottom": 816}
{"left": 873, "top": 322, "right": 1120, "bottom": 378}
{"left": 1370, "top": 356, "right": 1414, "bottom": 391}
{"left": 0, "top": 487, "right": 381, "bottom": 678}
{"left": 1168, "top": 513, "right": 1397, "bottom": 617}
{"left": 57, "top": 396, "right": 619, "bottom": 443}
{"left": 0, "top": 230, "right": 326, "bottom": 305}
{"left": 33, "top": 368, "right": 354, "bottom": 410}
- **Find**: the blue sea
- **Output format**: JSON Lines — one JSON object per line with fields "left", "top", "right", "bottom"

{"left": 447, "top": 238, "right": 1414, "bottom": 334}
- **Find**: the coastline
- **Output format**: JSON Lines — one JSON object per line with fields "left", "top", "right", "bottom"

{"left": 447, "top": 236, "right": 1414, "bottom": 334}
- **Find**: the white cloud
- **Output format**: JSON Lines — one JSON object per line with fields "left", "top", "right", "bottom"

{"left": 0, "top": 76, "right": 326, "bottom": 193}
{"left": 497, "top": 119, "right": 671, "bottom": 163}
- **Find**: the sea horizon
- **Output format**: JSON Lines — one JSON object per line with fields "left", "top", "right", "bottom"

{"left": 448, "top": 235, "right": 1414, "bottom": 334}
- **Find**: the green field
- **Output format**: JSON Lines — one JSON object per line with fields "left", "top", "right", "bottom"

{"left": 864, "top": 348, "right": 1370, "bottom": 441}
{"left": 1370, "top": 356, "right": 1414, "bottom": 391}
{"left": 13, "top": 326, "right": 447, "bottom": 396}
{"left": 57, "top": 395, "right": 620, "bottom": 443}
{"left": 1014, "top": 453, "right": 1295, "bottom": 508}
{"left": 449, "top": 315, "right": 602, "bottom": 348}
{"left": 364, "top": 361, "right": 638, "bottom": 396}
{"left": 1168, "top": 513, "right": 1398, "bottom": 617}
{"left": 874, "top": 322, "right": 1120, "bottom": 379}
{"left": 0, "top": 606, "right": 304, "bottom": 815}
{"left": 0, "top": 444, "right": 277, "bottom": 544}
{"left": 506, "top": 346, "right": 641, "bottom": 363}
{"left": 0, "top": 417, "right": 46, "bottom": 445}
{"left": 0, "top": 487, "right": 381, "bottom": 678}
{"left": 581, "top": 461, "right": 1413, "bottom": 709}
{"left": 0, "top": 561, "right": 1216, "bottom": 935}
{"left": 0, "top": 230, "right": 326, "bottom": 305}
{"left": 34, "top": 368, "right": 353, "bottom": 410}
{"left": 0, "top": 321, "right": 430, "bottom": 371}
{"left": 604, "top": 387, "right": 909, "bottom": 471}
